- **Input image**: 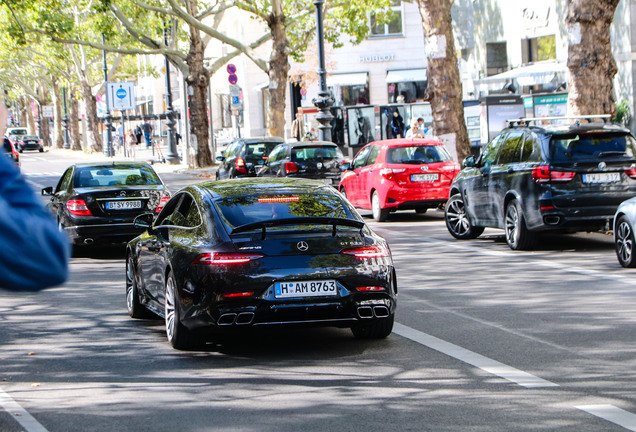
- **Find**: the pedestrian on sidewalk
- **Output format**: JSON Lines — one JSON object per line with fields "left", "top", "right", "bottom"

{"left": 134, "top": 124, "right": 143, "bottom": 145}
{"left": 142, "top": 121, "right": 153, "bottom": 148}
{"left": 116, "top": 123, "right": 125, "bottom": 153}
{"left": 126, "top": 129, "right": 137, "bottom": 160}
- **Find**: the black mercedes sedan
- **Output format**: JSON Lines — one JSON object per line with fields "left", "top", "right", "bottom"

{"left": 126, "top": 178, "right": 397, "bottom": 350}
{"left": 42, "top": 162, "right": 170, "bottom": 247}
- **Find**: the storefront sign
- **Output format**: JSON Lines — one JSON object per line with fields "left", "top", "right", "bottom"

{"left": 359, "top": 54, "right": 394, "bottom": 63}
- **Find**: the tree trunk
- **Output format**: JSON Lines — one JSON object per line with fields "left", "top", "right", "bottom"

{"left": 70, "top": 87, "right": 82, "bottom": 151}
{"left": 80, "top": 78, "right": 102, "bottom": 152}
{"left": 266, "top": 0, "right": 290, "bottom": 138}
{"left": 415, "top": 0, "right": 470, "bottom": 162}
{"left": 566, "top": 0, "right": 619, "bottom": 117}
{"left": 185, "top": 0, "right": 212, "bottom": 168}
{"left": 51, "top": 79, "right": 64, "bottom": 149}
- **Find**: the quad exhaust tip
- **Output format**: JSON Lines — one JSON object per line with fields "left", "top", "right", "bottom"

{"left": 357, "top": 305, "right": 390, "bottom": 319}
{"left": 218, "top": 312, "right": 255, "bottom": 326}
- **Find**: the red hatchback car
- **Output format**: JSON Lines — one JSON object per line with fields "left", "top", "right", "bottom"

{"left": 339, "top": 138, "right": 460, "bottom": 221}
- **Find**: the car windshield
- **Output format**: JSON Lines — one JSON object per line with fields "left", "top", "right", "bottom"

{"left": 551, "top": 133, "right": 636, "bottom": 163}
{"left": 386, "top": 145, "right": 452, "bottom": 164}
{"left": 215, "top": 193, "right": 355, "bottom": 230}
{"left": 245, "top": 142, "right": 279, "bottom": 163}
{"left": 8, "top": 129, "right": 27, "bottom": 135}
{"left": 74, "top": 165, "right": 162, "bottom": 188}
{"left": 291, "top": 146, "right": 342, "bottom": 161}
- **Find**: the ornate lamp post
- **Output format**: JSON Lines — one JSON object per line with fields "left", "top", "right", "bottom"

{"left": 312, "top": 0, "right": 334, "bottom": 142}
{"left": 163, "top": 25, "right": 180, "bottom": 164}
{"left": 62, "top": 87, "right": 70, "bottom": 149}
{"left": 102, "top": 33, "right": 114, "bottom": 157}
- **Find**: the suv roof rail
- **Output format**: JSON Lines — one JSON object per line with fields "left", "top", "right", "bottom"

{"left": 507, "top": 114, "right": 612, "bottom": 127}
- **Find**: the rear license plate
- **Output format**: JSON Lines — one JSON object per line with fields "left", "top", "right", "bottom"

{"left": 582, "top": 172, "right": 621, "bottom": 184}
{"left": 274, "top": 280, "right": 338, "bottom": 298}
{"left": 411, "top": 173, "right": 439, "bottom": 182}
{"left": 106, "top": 200, "right": 142, "bottom": 210}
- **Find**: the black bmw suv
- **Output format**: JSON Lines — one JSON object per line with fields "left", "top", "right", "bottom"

{"left": 445, "top": 116, "right": 636, "bottom": 249}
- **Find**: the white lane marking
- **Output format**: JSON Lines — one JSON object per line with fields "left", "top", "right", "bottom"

{"left": 0, "top": 388, "right": 49, "bottom": 432}
{"left": 576, "top": 405, "right": 636, "bottom": 431}
{"left": 393, "top": 323, "right": 559, "bottom": 388}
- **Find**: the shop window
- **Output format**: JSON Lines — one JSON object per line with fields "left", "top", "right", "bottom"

{"left": 522, "top": 35, "right": 556, "bottom": 63}
{"left": 330, "top": 85, "right": 370, "bottom": 106}
{"left": 486, "top": 42, "right": 508, "bottom": 76}
{"left": 370, "top": 0, "right": 403, "bottom": 36}
{"left": 387, "top": 82, "right": 426, "bottom": 104}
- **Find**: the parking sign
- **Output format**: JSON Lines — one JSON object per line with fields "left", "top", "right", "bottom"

{"left": 107, "top": 82, "right": 136, "bottom": 111}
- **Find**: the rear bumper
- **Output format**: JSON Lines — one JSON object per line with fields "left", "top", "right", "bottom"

{"left": 383, "top": 184, "right": 450, "bottom": 209}
{"left": 64, "top": 222, "right": 144, "bottom": 245}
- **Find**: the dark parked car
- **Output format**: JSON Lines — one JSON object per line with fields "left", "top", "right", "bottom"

{"left": 15, "top": 134, "right": 43, "bottom": 152}
{"left": 215, "top": 137, "right": 284, "bottom": 180}
{"left": 126, "top": 178, "right": 397, "bottom": 350}
{"left": 3, "top": 136, "right": 20, "bottom": 169}
{"left": 445, "top": 116, "right": 636, "bottom": 249}
{"left": 614, "top": 197, "right": 636, "bottom": 267}
{"left": 256, "top": 141, "right": 345, "bottom": 186}
{"left": 42, "top": 162, "right": 170, "bottom": 246}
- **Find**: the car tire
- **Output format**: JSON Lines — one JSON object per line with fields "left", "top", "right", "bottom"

{"left": 38, "top": 148, "right": 44, "bottom": 153}
{"left": 615, "top": 215, "right": 636, "bottom": 267}
{"left": 17, "top": 148, "right": 23, "bottom": 153}
{"left": 445, "top": 194, "right": 484, "bottom": 239}
{"left": 126, "top": 254, "right": 151, "bottom": 319}
{"left": 371, "top": 191, "right": 389, "bottom": 222}
{"left": 352, "top": 314, "right": 394, "bottom": 339}
{"left": 165, "top": 271, "right": 202, "bottom": 350}
{"left": 505, "top": 199, "right": 537, "bottom": 250}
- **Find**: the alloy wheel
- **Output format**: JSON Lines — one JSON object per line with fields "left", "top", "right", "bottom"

{"left": 616, "top": 219, "right": 634, "bottom": 265}
{"left": 505, "top": 203, "right": 519, "bottom": 246}
{"left": 165, "top": 276, "right": 176, "bottom": 342}
{"left": 446, "top": 197, "right": 470, "bottom": 236}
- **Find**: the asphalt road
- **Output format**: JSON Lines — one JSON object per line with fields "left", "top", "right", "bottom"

{"left": 2, "top": 150, "right": 636, "bottom": 431}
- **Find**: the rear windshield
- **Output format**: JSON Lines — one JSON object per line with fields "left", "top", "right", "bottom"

{"left": 245, "top": 142, "right": 279, "bottom": 163}
{"left": 7, "top": 129, "right": 27, "bottom": 136}
{"left": 551, "top": 133, "right": 636, "bottom": 163}
{"left": 74, "top": 165, "right": 162, "bottom": 188}
{"left": 216, "top": 194, "right": 356, "bottom": 229}
{"left": 22, "top": 135, "right": 38, "bottom": 140}
{"left": 291, "top": 146, "right": 342, "bottom": 162}
{"left": 387, "top": 145, "right": 452, "bottom": 164}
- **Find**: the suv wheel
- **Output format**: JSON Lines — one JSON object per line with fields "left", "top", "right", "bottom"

{"left": 505, "top": 199, "right": 537, "bottom": 250}
{"left": 615, "top": 215, "right": 636, "bottom": 267}
{"left": 445, "top": 194, "right": 484, "bottom": 239}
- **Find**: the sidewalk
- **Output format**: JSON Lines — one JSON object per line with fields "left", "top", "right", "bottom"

{"left": 48, "top": 145, "right": 218, "bottom": 178}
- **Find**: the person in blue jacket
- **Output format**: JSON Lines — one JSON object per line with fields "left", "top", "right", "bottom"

{"left": 0, "top": 103, "right": 70, "bottom": 291}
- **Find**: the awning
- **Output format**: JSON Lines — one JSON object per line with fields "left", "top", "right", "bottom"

{"left": 327, "top": 72, "right": 368, "bottom": 87}
{"left": 475, "top": 62, "right": 567, "bottom": 87}
{"left": 386, "top": 68, "right": 427, "bottom": 83}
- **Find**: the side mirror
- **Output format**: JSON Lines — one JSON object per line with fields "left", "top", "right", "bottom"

{"left": 462, "top": 156, "right": 476, "bottom": 168}
{"left": 340, "top": 162, "right": 351, "bottom": 171}
{"left": 133, "top": 213, "right": 155, "bottom": 230}
{"left": 216, "top": 155, "right": 225, "bottom": 162}
{"left": 41, "top": 186, "right": 53, "bottom": 196}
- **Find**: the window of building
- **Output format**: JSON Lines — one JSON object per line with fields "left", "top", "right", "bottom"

{"left": 386, "top": 69, "right": 427, "bottom": 103}
{"left": 370, "top": 0, "right": 403, "bottom": 36}
{"left": 328, "top": 73, "right": 370, "bottom": 106}
{"left": 486, "top": 42, "right": 508, "bottom": 76}
{"left": 522, "top": 35, "right": 556, "bottom": 64}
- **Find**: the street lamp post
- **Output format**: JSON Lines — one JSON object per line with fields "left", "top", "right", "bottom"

{"left": 62, "top": 87, "right": 70, "bottom": 149}
{"left": 312, "top": 0, "right": 334, "bottom": 142}
{"left": 164, "top": 25, "right": 180, "bottom": 164}
{"left": 102, "top": 33, "right": 114, "bottom": 157}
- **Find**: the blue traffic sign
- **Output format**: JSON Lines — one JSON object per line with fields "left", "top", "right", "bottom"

{"left": 116, "top": 88, "right": 127, "bottom": 99}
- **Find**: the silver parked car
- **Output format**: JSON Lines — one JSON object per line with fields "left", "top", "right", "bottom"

{"left": 614, "top": 197, "right": 636, "bottom": 267}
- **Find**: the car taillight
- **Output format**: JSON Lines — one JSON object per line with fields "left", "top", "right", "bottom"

{"left": 192, "top": 252, "right": 264, "bottom": 265}
{"left": 379, "top": 168, "right": 406, "bottom": 179}
{"left": 356, "top": 286, "right": 386, "bottom": 291}
{"left": 532, "top": 165, "right": 575, "bottom": 183}
{"left": 341, "top": 245, "right": 390, "bottom": 258}
{"left": 221, "top": 292, "right": 255, "bottom": 298}
{"left": 235, "top": 157, "right": 247, "bottom": 174}
{"left": 66, "top": 199, "right": 92, "bottom": 216}
{"left": 285, "top": 161, "right": 298, "bottom": 173}
{"left": 625, "top": 168, "right": 636, "bottom": 179}
{"left": 155, "top": 195, "right": 171, "bottom": 213}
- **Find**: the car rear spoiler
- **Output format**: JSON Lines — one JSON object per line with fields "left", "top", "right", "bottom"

{"left": 231, "top": 217, "right": 365, "bottom": 239}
